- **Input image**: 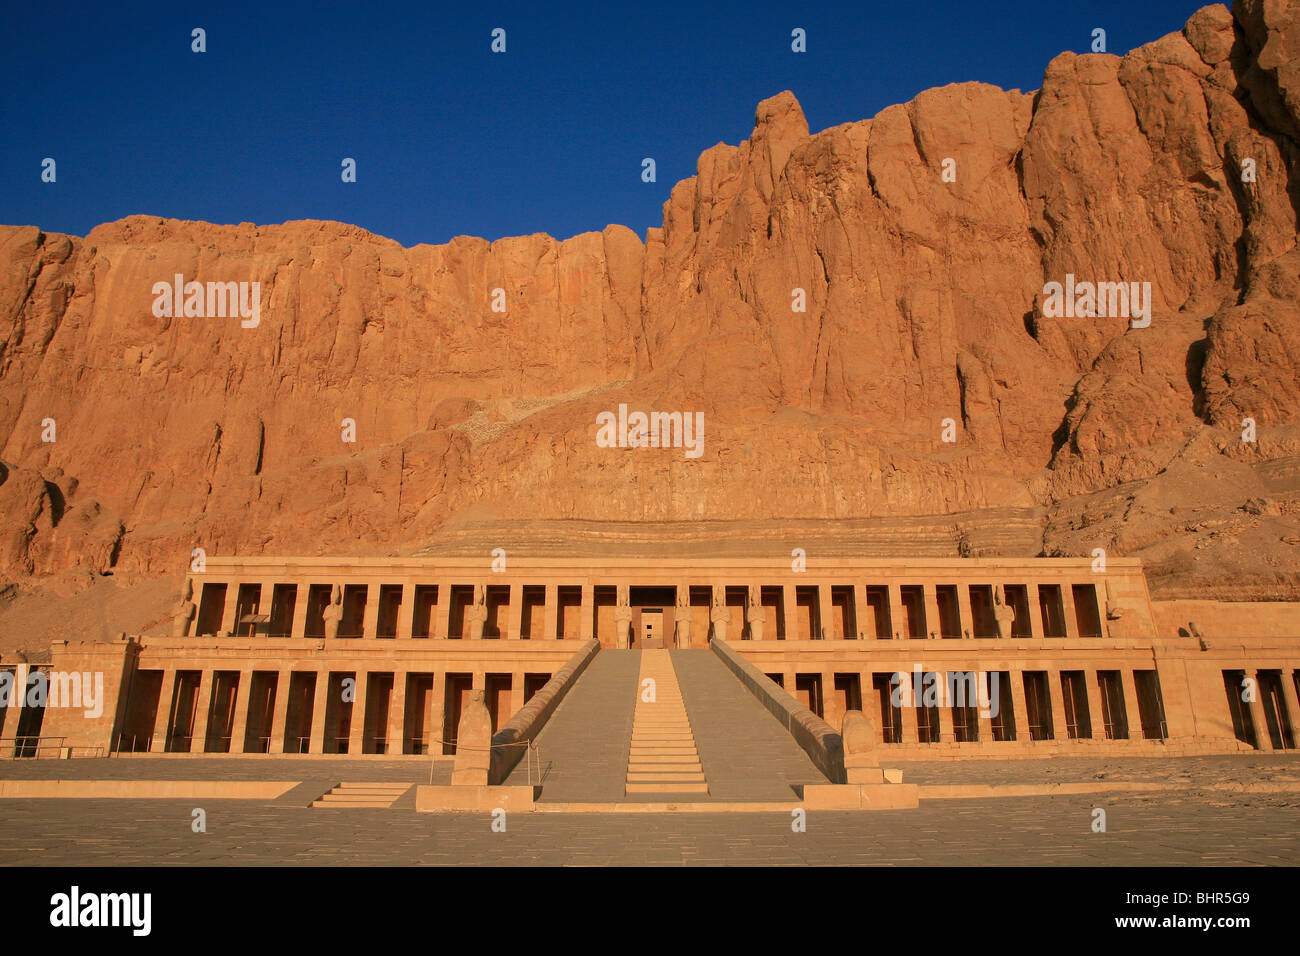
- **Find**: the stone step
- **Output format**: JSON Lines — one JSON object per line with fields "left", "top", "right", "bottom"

{"left": 626, "top": 771, "right": 707, "bottom": 782}
{"left": 624, "top": 782, "right": 710, "bottom": 794}
{"left": 630, "top": 753, "right": 705, "bottom": 764}
{"left": 633, "top": 726, "right": 693, "bottom": 732}
{"left": 631, "top": 738, "right": 695, "bottom": 745}
{"left": 334, "top": 782, "right": 412, "bottom": 790}
{"left": 628, "top": 765, "right": 703, "bottom": 775}
{"left": 312, "top": 781, "right": 410, "bottom": 808}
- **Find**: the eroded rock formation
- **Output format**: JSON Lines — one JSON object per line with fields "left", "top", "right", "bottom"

{"left": 0, "top": 2, "right": 1296, "bottom": 641}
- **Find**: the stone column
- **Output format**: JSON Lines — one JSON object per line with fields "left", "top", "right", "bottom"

{"left": 1047, "top": 670, "right": 1070, "bottom": 740}
{"left": 188, "top": 670, "right": 215, "bottom": 754}
{"left": 396, "top": 582, "right": 416, "bottom": 639}
{"left": 817, "top": 585, "right": 834, "bottom": 640}
{"left": 152, "top": 670, "right": 177, "bottom": 753}
{"left": 1061, "top": 584, "right": 1080, "bottom": 639}
{"left": 290, "top": 586, "right": 310, "bottom": 638}
{"left": 1084, "top": 669, "right": 1107, "bottom": 739}
{"left": 4, "top": 667, "right": 23, "bottom": 744}
{"left": 1027, "top": 584, "right": 1046, "bottom": 639}
{"left": 580, "top": 584, "right": 594, "bottom": 641}
{"left": 512, "top": 669, "right": 526, "bottom": 710}
{"left": 976, "top": 674, "right": 995, "bottom": 744}
{"left": 439, "top": 581, "right": 457, "bottom": 639}
{"left": 268, "top": 669, "right": 293, "bottom": 754}
{"left": 936, "top": 673, "right": 955, "bottom": 742}
{"left": 1010, "top": 670, "right": 1032, "bottom": 741}
{"left": 957, "top": 584, "right": 974, "bottom": 639}
{"left": 1121, "top": 669, "right": 1145, "bottom": 741}
{"left": 348, "top": 672, "right": 370, "bottom": 755}
{"left": 227, "top": 669, "right": 255, "bottom": 754}
{"left": 311, "top": 670, "right": 333, "bottom": 754}
{"left": 822, "top": 670, "right": 841, "bottom": 730}
{"left": 887, "top": 583, "right": 906, "bottom": 640}
{"left": 220, "top": 583, "right": 240, "bottom": 636}
{"left": 387, "top": 672, "right": 407, "bottom": 755}
{"left": 361, "top": 584, "right": 381, "bottom": 639}
{"left": 1246, "top": 671, "right": 1274, "bottom": 751}
{"left": 543, "top": 585, "right": 559, "bottom": 641}
{"left": 258, "top": 581, "right": 279, "bottom": 636}
{"left": 897, "top": 672, "right": 918, "bottom": 742}
{"left": 1279, "top": 670, "right": 1300, "bottom": 749}
{"left": 923, "top": 584, "right": 941, "bottom": 639}
{"left": 852, "top": 584, "right": 868, "bottom": 639}
{"left": 510, "top": 584, "right": 527, "bottom": 639}
{"left": 782, "top": 584, "right": 797, "bottom": 640}
{"left": 429, "top": 674, "right": 447, "bottom": 755}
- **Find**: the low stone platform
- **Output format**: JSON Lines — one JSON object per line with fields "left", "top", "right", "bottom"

{"left": 890, "top": 753, "right": 1300, "bottom": 788}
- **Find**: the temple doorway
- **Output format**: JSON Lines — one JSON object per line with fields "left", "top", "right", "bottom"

{"left": 629, "top": 587, "right": 676, "bottom": 649}
{"left": 640, "top": 609, "right": 664, "bottom": 648}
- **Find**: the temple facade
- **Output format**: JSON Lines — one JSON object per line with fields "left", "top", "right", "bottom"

{"left": 9, "top": 554, "right": 1300, "bottom": 761}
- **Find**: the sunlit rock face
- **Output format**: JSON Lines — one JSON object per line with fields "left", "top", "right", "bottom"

{"left": 0, "top": 2, "right": 1296, "bottom": 606}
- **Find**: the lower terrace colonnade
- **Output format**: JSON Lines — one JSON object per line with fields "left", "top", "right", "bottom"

{"left": 106, "top": 665, "right": 558, "bottom": 757}
{"left": 20, "top": 555, "right": 1300, "bottom": 757}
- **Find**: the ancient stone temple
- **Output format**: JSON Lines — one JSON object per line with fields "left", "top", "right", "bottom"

{"left": 17, "top": 551, "right": 1300, "bottom": 764}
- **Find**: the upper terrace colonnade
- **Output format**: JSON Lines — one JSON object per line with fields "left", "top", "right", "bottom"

{"left": 178, "top": 555, "right": 1148, "bottom": 645}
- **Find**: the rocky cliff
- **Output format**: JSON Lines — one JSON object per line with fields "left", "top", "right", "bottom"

{"left": 1, "top": 1, "right": 1297, "bottom": 642}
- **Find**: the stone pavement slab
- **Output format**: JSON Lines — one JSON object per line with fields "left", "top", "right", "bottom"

{"left": 0, "top": 790, "right": 1295, "bottom": 865}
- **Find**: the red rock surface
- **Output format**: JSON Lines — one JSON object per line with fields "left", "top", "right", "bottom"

{"left": 0, "top": 2, "right": 1296, "bottom": 651}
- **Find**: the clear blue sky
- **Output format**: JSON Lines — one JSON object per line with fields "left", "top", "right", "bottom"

{"left": 2, "top": 0, "right": 1216, "bottom": 247}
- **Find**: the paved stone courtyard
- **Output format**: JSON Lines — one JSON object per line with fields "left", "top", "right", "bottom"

{"left": 0, "top": 759, "right": 1295, "bottom": 864}
{"left": 0, "top": 792, "right": 1295, "bottom": 865}
{"left": 0, "top": 754, "right": 1295, "bottom": 865}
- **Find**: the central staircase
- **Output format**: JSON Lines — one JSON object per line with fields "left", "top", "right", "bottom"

{"left": 624, "top": 650, "right": 709, "bottom": 795}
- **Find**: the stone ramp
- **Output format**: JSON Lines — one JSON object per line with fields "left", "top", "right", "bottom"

{"left": 502, "top": 649, "right": 640, "bottom": 801}
{"left": 671, "top": 648, "right": 827, "bottom": 801}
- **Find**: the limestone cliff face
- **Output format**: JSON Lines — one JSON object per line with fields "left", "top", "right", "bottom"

{"left": 0, "top": 1, "right": 1297, "bottom": 600}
